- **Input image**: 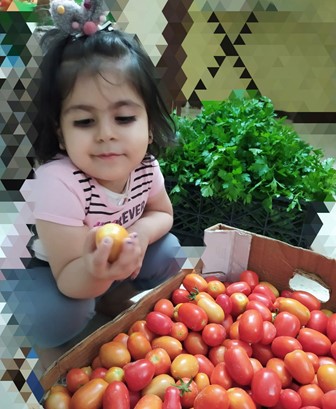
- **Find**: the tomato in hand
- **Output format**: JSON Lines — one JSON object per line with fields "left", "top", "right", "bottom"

{"left": 95, "top": 223, "right": 129, "bottom": 262}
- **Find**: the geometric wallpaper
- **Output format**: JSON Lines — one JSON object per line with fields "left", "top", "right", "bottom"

{"left": 0, "top": 0, "right": 335, "bottom": 407}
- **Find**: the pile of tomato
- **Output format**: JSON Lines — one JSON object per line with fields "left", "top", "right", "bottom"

{"left": 44, "top": 270, "right": 336, "bottom": 409}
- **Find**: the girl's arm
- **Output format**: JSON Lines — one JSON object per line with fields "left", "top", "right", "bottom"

{"left": 35, "top": 187, "right": 174, "bottom": 299}
{"left": 35, "top": 220, "right": 142, "bottom": 299}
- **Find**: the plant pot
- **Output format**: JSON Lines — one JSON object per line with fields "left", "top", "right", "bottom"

{"left": 166, "top": 181, "right": 319, "bottom": 248}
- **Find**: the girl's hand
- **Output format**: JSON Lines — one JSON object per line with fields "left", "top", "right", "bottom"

{"left": 83, "top": 228, "right": 145, "bottom": 281}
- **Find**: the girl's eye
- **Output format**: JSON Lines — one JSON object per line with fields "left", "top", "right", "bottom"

{"left": 73, "top": 119, "right": 94, "bottom": 127}
{"left": 115, "top": 116, "right": 136, "bottom": 124}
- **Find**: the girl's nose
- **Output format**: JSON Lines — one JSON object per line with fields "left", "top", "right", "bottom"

{"left": 96, "top": 118, "right": 116, "bottom": 142}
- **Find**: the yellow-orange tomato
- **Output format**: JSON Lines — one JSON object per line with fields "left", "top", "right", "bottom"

{"left": 127, "top": 331, "right": 152, "bottom": 360}
{"left": 206, "top": 280, "right": 226, "bottom": 298}
{"left": 141, "top": 374, "right": 175, "bottom": 399}
{"left": 195, "top": 373, "right": 210, "bottom": 391}
{"left": 227, "top": 387, "right": 256, "bottom": 409}
{"left": 197, "top": 297, "right": 225, "bottom": 323}
{"left": 274, "top": 297, "right": 311, "bottom": 326}
{"left": 112, "top": 332, "right": 129, "bottom": 347}
{"left": 99, "top": 341, "right": 131, "bottom": 368}
{"left": 134, "top": 394, "right": 163, "bottom": 409}
{"left": 49, "top": 385, "right": 71, "bottom": 396}
{"left": 104, "top": 366, "right": 125, "bottom": 383}
{"left": 45, "top": 391, "right": 71, "bottom": 409}
{"left": 170, "top": 353, "right": 199, "bottom": 379}
{"left": 151, "top": 336, "right": 183, "bottom": 360}
{"left": 317, "top": 364, "right": 336, "bottom": 392}
{"left": 259, "top": 281, "right": 279, "bottom": 298}
{"left": 95, "top": 223, "right": 129, "bottom": 262}
{"left": 69, "top": 378, "right": 108, "bottom": 409}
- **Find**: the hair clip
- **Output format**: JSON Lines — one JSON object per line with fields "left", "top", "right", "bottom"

{"left": 50, "top": 0, "right": 109, "bottom": 37}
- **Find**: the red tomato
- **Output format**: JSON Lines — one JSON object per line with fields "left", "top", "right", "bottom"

{"left": 127, "top": 332, "right": 152, "bottom": 360}
{"left": 279, "top": 388, "right": 302, "bottom": 409}
{"left": 306, "top": 310, "right": 328, "bottom": 333}
{"left": 193, "top": 384, "right": 229, "bottom": 409}
{"left": 184, "top": 331, "right": 209, "bottom": 356}
{"left": 250, "top": 357, "right": 263, "bottom": 374}
{"left": 134, "top": 394, "right": 162, "bottom": 409}
{"left": 170, "top": 353, "right": 199, "bottom": 379}
{"left": 154, "top": 298, "right": 175, "bottom": 318}
{"left": 70, "top": 378, "right": 108, "bottom": 409}
{"left": 326, "top": 313, "right": 336, "bottom": 343}
{"left": 201, "top": 323, "right": 226, "bottom": 346}
{"left": 182, "top": 273, "right": 208, "bottom": 293}
{"left": 331, "top": 341, "right": 336, "bottom": 360}
{"left": 226, "top": 281, "right": 251, "bottom": 296}
{"left": 273, "top": 311, "right": 301, "bottom": 337}
{"left": 151, "top": 336, "right": 183, "bottom": 360}
{"left": 284, "top": 350, "right": 315, "bottom": 385}
{"left": 230, "top": 292, "right": 249, "bottom": 317}
{"left": 221, "top": 314, "right": 233, "bottom": 332}
{"left": 246, "top": 299, "right": 272, "bottom": 321}
{"left": 316, "top": 364, "right": 336, "bottom": 392}
{"left": 178, "top": 303, "right": 208, "bottom": 331}
{"left": 208, "top": 345, "right": 226, "bottom": 366}
{"left": 45, "top": 391, "right": 71, "bottom": 409}
{"left": 271, "top": 336, "right": 303, "bottom": 359}
{"left": 196, "top": 297, "right": 224, "bottom": 323}
{"left": 210, "top": 362, "right": 232, "bottom": 390}
{"left": 145, "top": 347, "right": 171, "bottom": 375}
{"left": 206, "top": 280, "right": 226, "bottom": 298}
{"left": 102, "top": 381, "right": 130, "bottom": 409}
{"left": 227, "top": 387, "right": 256, "bottom": 409}
{"left": 238, "top": 309, "right": 264, "bottom": 344}
{"left": 297, "top": 384, "right": 324, "bottom": 408}
{"left": 194, "top": 354, "right": 215, "bottom": 378}
{"left": 66, "top": 367, "right": 90, "bottom": 393}
{"left": 239, "top": 269, "right": 259, "bottom": 290}
{"left": 266, "top": 357, "right": 292, "bottom": 388}
{"left": 170, "top": 322, "right": 188, "bottom": 342}
{"left": 146, "top": 311, "right": 173, "bottom": 336}
{"left": 253, "top": 283, "right": 276, "bottom": 303}
{"left": 248, "top": 292, "right": 274, "bottom": 309}
{"left": 90, "top": 367, "right": 108, "bottom": 380}
{"left": 251, "top": 368, "right": 282, "bottom": 407}
{"left": 260, "top": 320, "right": 277, "bottom": 345}
{"left": 223, "top": 339, "right": 252, "bottom": 356}
{"left": 171, "top": 288, "right": 190, "bottom": 305}
{"left": 290, "top": 290, "right": 321, "bottom": 311}
{"left": 224, "top": 346, "right": 254, "bottom": 386}
{"left": 305, "top": 352, "right": 320, "bottom": 372}
{"left": 297, "top": 327, "right": 331, "bottom": 356}
{"left": 215, "top": 293, "right": 232, "bottom": 315}
{"left": 128, "top": 320, "right": 155, "bottom": 342}
{"left": 113, "top": 332, "right": 129, "bottom": 347}
{"left": 175, "top": 377, "right": 199, "bottom": 408}
{"left": 251, "top": 342, "right": 274, "bottom": 366}
{"left": 163, "top": 386, "right": 182, "bottom": 409}
{"left": 321, "top": 390, "right": 336, "bottom": 409}
{"left": 123, "top": 359, "right": 155, "bottom": 392}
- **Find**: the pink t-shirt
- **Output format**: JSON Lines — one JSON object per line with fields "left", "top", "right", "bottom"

{"left": 32, "top": 155, "right": 165, "bottom": 260}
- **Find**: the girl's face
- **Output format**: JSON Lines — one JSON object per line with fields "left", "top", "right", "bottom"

{"left": 59, "top": 70, "right": 150, "bottom": 193}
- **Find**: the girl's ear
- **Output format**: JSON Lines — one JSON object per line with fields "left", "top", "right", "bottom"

{"left": 148, "top": 129, "right": 153, "bottom": 144}
{"left": 57, "top": 128, "right": 66, "bottom": 150}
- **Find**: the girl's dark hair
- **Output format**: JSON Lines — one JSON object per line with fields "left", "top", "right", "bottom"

{"left": 33, "top": 27, "right": 176, "bottom": 164}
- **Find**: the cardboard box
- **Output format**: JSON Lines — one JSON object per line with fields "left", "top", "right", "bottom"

{"left": 40, "top": 224, "right": 336, "bottom": 392}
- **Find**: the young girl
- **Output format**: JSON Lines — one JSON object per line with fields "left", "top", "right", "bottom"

{"left": 5, "top": 1, "right": 184, "bottom": 349}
